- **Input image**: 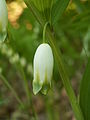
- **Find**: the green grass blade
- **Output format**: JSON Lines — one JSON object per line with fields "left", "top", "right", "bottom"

{"left": 79, "top": 57, "right": 90, "bottom": 120}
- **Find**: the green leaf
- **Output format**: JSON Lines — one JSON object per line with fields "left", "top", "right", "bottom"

{"left": 31, "top": 0, "right": 54, "bottom": 11}
{"left": 51, "top": 0, "right": 70, "bottom": 25}
{"left": 79, "top": 57, "right": 90, "bottom": 120}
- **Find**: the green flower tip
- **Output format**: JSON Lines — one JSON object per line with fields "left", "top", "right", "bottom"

{"left": 33, "top": 80, "right": 51, "bottom": 95}
{"left": 33, "top": 80, "right": 42, "bottom": 95}
{"left": 41, "top": 82, "right": 50, "bottom": 95}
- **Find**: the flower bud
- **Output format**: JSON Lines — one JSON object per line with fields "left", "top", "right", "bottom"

{"left": 33, "top": 43, "right": 54, "bottom": 95}
{"left": 0, "top": 0, "right": 8, "bottom": 42}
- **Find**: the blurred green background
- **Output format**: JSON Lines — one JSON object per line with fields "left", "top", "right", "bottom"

{"left": 0, "top": 0, "right": 90, "bottom": 120}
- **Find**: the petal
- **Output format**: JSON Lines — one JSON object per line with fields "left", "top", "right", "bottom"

{"left": 33, "top": 70, "right": 42, "bottom": 95}
{"left": 33, "top": 80, "right": 42, "bottom": 95}
{"left": 41, "top": 71, "right": 51, "bottom": 95}
{"left": 41, "top": 82, "right": 50, "bottom": 95}
{"left": 34, "top": 44, "right": 54, "bottom": 83}
{"left": 33, "top": 43, "right": 54, "bottom": 95}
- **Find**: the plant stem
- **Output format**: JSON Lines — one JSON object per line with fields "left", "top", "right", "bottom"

{"left": 43, "top": 22, "right": 49, "bottom": 43}
{"left": 19, "top": 65, "right": 31, "bottom": 104}
{"left": 47, "top": 28, "right": 84, "bottom": 120}
{"left": 0, "top": 74, "right": 24, "bottom": 109}
{"left": 18, "top": 64, "right": 38, "bottom": 120}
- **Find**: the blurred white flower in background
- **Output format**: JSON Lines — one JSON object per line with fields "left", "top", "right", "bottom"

{"left": 20, "top": 57, "right": 27, "bottom": 67}
{"left": 0, "top": 44, "right": 33, "bottom": 75}
{"left": 9, "top": 53, "right": 19, "bottom": 64}
{"left": 7, "top": 48, "right": 13, "bottom": 57}
{"left": 0, "top": 0, "right": 8, "bottom": 42}
{"left": 27, "top": 64, "right": 33, "bottom": 74}
{"left": 1, "top": 43, "right": 7, "bottom": 54}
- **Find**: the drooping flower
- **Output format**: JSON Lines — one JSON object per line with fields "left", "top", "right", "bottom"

{"left": 33, "top": 43, "right": 54, "bottom": 95}
{"left": 0, "top": 0, "right": 8, "bottom": 42}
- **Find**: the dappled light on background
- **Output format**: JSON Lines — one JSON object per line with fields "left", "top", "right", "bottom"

{"left": 7, "top": 1, "right": 26, "bottom": 27}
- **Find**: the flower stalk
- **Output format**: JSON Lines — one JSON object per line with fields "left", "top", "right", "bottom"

{"left": 43, "top": 22, "right": 49, "bottom": 43}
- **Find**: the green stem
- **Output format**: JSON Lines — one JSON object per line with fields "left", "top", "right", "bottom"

{"left": 43, "top": 22, "right": 49, "bottom": 43}
{"left": 18, "top": 64, "right": 38, "bottom": 120}
{"left": 19, "top": 65, "right": 31, "bottom": 105}
{"left": 47, "top": 28, "right": 84, "bottom": 120}
{"left": 0, "top": 74, "right": 24, "bottom": 109}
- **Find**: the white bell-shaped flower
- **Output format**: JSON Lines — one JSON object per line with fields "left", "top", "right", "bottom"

{"left": 33, "top": 43, "right": 54, "bottom": 95}
{"left": 0, "top": 0, "right": 8, "bottom": 42}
